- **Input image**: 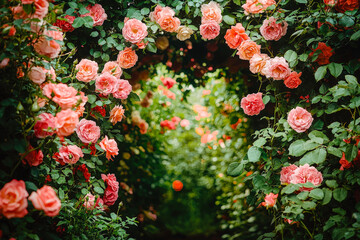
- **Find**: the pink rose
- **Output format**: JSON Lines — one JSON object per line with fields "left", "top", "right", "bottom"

{"left": 81, "top": 4, "right": 107, "bottom": 26}
{"left": 237, "top": 40, "right": 261, "bottom": 60}
{"left": 55, "top": 109, "right": 79, "bottom": 138}
{"left": 161, "top": 76, "right": 176, "bottom": 89}
{"left": 99, "top": 136, "right": 119, "bottom": 160}
{"left": 112, "top": 79, "right": 132, "bottom": 99}
{"left": 224, "top": 23, "right": 249, "bottom": 49}
{"left": 0, "top": 58, "right": 9, "bottom": 69}
{"left": 290, "top": 164, "right": 323, "bottom": 191}
{"left": 201, "top": 1, "right": 222, "bottom": 23}
{"left": 76, "top": 119, "right": 101, "bottom": 144}
{"left": 261, "top": 193, "right": 278, "bottom": 208}
{"left": 34, "top": 113, "right": 56, "bottom": 138}
{"left": 122, "top": 18, "right": 148, "bottom": 44}
{"left": 264, "top": 57, "right": 291, "bottom": 80}
{"left": 150, "top": 5, "right": 166, "bottom": 22}
{"left": 260, "top": 17, "right": 288, "bottom": 41}
{"left": 324, "top": 0, "right": 337, "bottom": 6}
{"left": 83, "top": 193, "right": 95, "bottom": 209}
{"left": 53, "top": 145, "right": 84, "bottom": 165}
{"left": 28, "top": 185, "right": 61, "bottom": 217}
{"left": 242, "top": 0, "right": 276, "bottom": 15}
{"left": 21, "top": 145, "right": 43, "bottom": 166}
{"left": 160, "top": 120, "right": 176, "bottom": 130}
{"left": 171, "top": 116, "right": 181, "bottom": 125}
{"left": 284, "top": 72, "right": 302, "bottom": 89}
{"left": 51, "top": 83, "right": 79, "bottom": 109}
{"left": 0, "top": 180, "right": 28, "bottom": 219}
{"left": 180, "top": 119, "right": 190, "bottom": 127}
{"left": 101, "top": 173, "right": 119, "bottom": 206}
{"left": 200, "top": 20, "right": 220, "bottom": 40}
{"left": 95, "top": 72, "right": 119, "bottom": 96}
{"left": 76, "top": 59, "right": 99, "bottom": 82}
{"left": 109, "top": 105, "right": 125, "bottom": 125}
{"left": 33, "top": 0, "right": 49, "bottom": 19}
{"left": 102, "top": 61, "right": 122, "bottom": 79}
{"left": 287, "top": 107, "right": 313, "bottom": 133}
{"left": 280, "top": 164, "right": 298, "bottom": 184}
{"left": 117, "top": 47, "right": 138, "bottom": 69}
{"left": 240, "top": 92, "right": 265, "bottom": 116}
{"left": 157, "top": 14, "right": 180, "bottom": 32}
{"left": 249, "top": 53, "right": 270, "bottom": 75}
{"left": 33, "top": 29, "right": 63, "bottom": 59}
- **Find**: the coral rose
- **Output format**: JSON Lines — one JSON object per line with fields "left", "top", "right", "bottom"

{"left": 0, "top": 179, "right": 28, "bottom": 219}
{"left": 242, "top": 0, "right": 276, "bottom": 15}
{"left": 55, "top": 109, "right": 79, "bottom": 137}
{"left": 28, "top": 67, "right": 46, "bottom": 85}
{"left": 32, "top": 0, "right": 49, "bottom": 19}
{"left": 112, "top": 79, "right": 132, "bottom": 99}
{"left": 309, "top": 42, "right": 333, "bottom": 65}
{"left": 280, "top": 164, "right": 298, "bottom": 184}
{"left": 290, "top": 164, "right": 323, "bottom": 191}
{"left": 264, "top": 57, "right": 291, "bottom": 80}
{"left": 95, "top": 72, "right": 119, "bottom": 96}
{"left": 260, "top": 17, "right": 288, "bottom": 41}
{"left": 34, "top": 29, "right": 63, "bottom": 59}
{"left": 117, "top": 47, "right": 138, "bottom": 69}
{"left": 122, "top": 18, "right": 148, "bottom": 44}
{"left": 99, "top": 136, "right": 119, "bottom": 160}
{"left": 75, "top": 119, "right": 101, "bottom": 144}
{"left": 161, "top": 76, "right": 176, "bottom": 89}
{"left": 54, "top": 15, "right": 75, "bottom": 32}
{"left": 287, "top": 107, "right": 313, "bottom": 133}
{"left": 335, "top": 0, "right": 359, "bottom": 12}
{"left": 28, "top": 185, "right": 61, "bottom": 217}
{"left": 53, "top": 145, "right": 84, "bottom": 165}
{"left": 237, "top": 40, "right": 261, "bottom": 60}
{"left": 284, "top": 71, "right": 302, "bottom": 89}
{"left": 21, "top": 145, "right": 43, "bottom": 166}
{"left": 150, "top": 5, "right": 165, "bottom": 22}
{"left": 176, "top": 26, "right": 194, "bottom": 41}
{"left": 109, "top": 105, "right": 125, "bottom": 125}
{"left": 158, "top": 15, "right": 180, "bottom": 32}
{"left": 76, "top": 59, "right": 98, "bottom": 82}
{"left": 180, "top": 119, "right": 190, "bottom": 127}
{"left": 101, "top": 174, "right": 119, "bottom": 206}
{"left": 51, "top": 83, "right": 79, "bottom": 109}
{"left": 249, "top": 53, "right": 270, "bottom": 75}
{"left": 201, "top": 1, "right": 222, "bottom": 23}
{"left": 224, "top": 23, "right": 249, "bottom": 49}
{"left": 200, "top": 20, "right": 220, "bottom": 40}
{"left": 240, "top": 92, "right": 265, "bottom": 116}
{"left": 102, "top": 61, "right": 122, "bottom": 79}
{"left": 81, "top": 4, "right": 107, "bottom": 26}
{"left": 261, "top": 193, "right": 278, "bottom": 208}
{"left": 34, "top": 113, "right": 56, "bottom": 138}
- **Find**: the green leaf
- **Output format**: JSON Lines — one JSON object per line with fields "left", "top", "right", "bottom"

{"left": 309, "top": 188, "right": 324, "bottom": 200}
{"left": 299, "top": 53, "right": 308, "bottom": 62}
{"left": 128, "top": 92, "right": 140, "bottom": 102}
{"left": 263, "top": 95, "right": 270, "bottom": 105}
{"left": 345, "top": 75, "right": 358, "bottom": 85}
{"left": 328, "top": 63, "right": 343, "bottom": 78}
{"left": 247, "top": 146, "right": 261, "bottom": 162}
{"left": 227, "top": 162, "right": 243, "bottom": 177}
{"left": 333, "top": 188, "right": 347, "bottom": 202}
{"left": 282, "top": 184, "right": 300, "bottom": 194}
{"left": 94, "top": 186, "right": 104, "bottom": 195}
{"left": 147, "top": 42, "right": 157, "bottom": 53}
{"left": 223, "top": 15, "right": 236, "bottom": 25}
{"left": 72, "top": 17, "right": 85, "bottom": 28}
{"left": 326, "top": 180, "right": 338, "bottom": 188}
{"left": 253, "top": 138, "right": 267, "bottom": 147}
{"left": 296, "top": 0, "right": 307, "bottom": 3}
{"left": 284, "top": 50, "right": 298, "bottom": 63}
{"left": 299, "top": 148, "right": 327, "bottom": 165}
{"left": 345, "top": 144, "right": 358, "bottom": 162}
{"left": 289, "top": 140, "right": 307, "bottom": 157}
{"left": 339, "top": 16, "right": 355, "bottom": 27}
{"left": 327, "top": 146, "right": 342, "bottom": 158}
{"left": 90, "top": 31, "right": 99, "bottom": 37}
{"left": 25, "top": 181, "right": 38, "bottom": 191}
{"left": 140, "top": 8, "right": 150, "bottom": 15}
{"left": 297, "top": 191, "right": 309, "bottom": 200}
{"left": 233, "top": 0, "right": 241, "bottom": 5}
{"left": 322, "top": 188, "right": 332, "bottom": 205}
{"left": 302, "top": 201, "right": 316, "bottom": 210}
{"left": 350, "top": 30, "right": 360, "bottom": 41}
{"left": 87, "top": 94, "right": 97, "bottom": 104}
{"left": 315, "top": 66, "right": 328, "bottom": 81}
{"left": 308, "top": 130, "right": 329, "bottom": 144}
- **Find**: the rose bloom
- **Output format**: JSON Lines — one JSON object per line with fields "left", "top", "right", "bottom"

{"left": 249, "top": 53, "right": 270, "bottom": 75}
{"left": 158, "top": 15, "right": 180, "bottom": 32}
{"left": 53, "top": 145, "right": 84, "bottom": 165}
{"left": 0, "top": 179, "right": 28, "bottom": 219}
{"left": 109, "top": 105, "right": 125, "bottom": 125}
{"left": 284, "top": 71, "right": 302, "bottom": 89}
{"left": 242, "top": 0, "right": 276, "bottom": 15}
{"left": 32, "top": 0, "right": 49, "bottom": 19}
{"left": 176, "top": 26, "right": 194, "bottom": 41}
{"left": 76, "top": 59, "right": 99, "bottom": 82}
{"left": 102, "top": 61, "right": 122, "bottom": 79}
{"left": 83, "top": 193, "right": 95, "bottom": 209}
{"left": 240, "top": 92, "right": 265, "bottom": 116}
{"left": 0, "top": 58, "right": 10, "bottom": 69}
{"left": 161, "top": 76, "right": 176, "bottom": 89}
{"left": 261, "top": 193, "right": 278, "bottom": 208}
{"left": 201, "top": 1, "right": 222, "bottom": 23}
{"left": 260, "top": 17, "right": 288, "bottom": 41}
{"left": 112, "top": 79, "right": 132, "bottom": 99}
{"left": 138, "top": 119, "right": 149, "bottom": 134}
{"left": 29, "top": 66, "right": 56, "bottom": 85}
{"left": 28, "top": 185, "right": 61, "bottom": 217}
{"left": 172, "top": 116, "right": 181, "bottom": 125}
{"left": 81, "top": 4, "right": 107, "bottom": 26}
{"left": 100, "top": 136, "right": 119, "bottom": 160}
{"left": 101, "top": 173, "right": 119, "bottom": 206}
{"left": 34, "top": 29, "right": 63, "bottom": 59}
{"left": 155, "top": 36, "right": 170, "bottom": 50}
{"left": 76, "top": 119, "right": 101, "bottom": 144}
{"left": 150, "top": 5, "right": 165, "bottom": 22}
{"left": 280, "top": 164, "right": 298, "bottom": 184}
{"left": 290, "top": 164, "right": 323, "bottom": 191}
{"left": 287, "top": 107, "right": 313, "bottom": 133}
{"left": 324, "top": 0, "right": 337, "bottom": 6}
{"left": 95, "top": 72, "right": 119, "bottom": 96}
{"left": 309, "top": 42, "right": 333, "bottom": 65}
{"left": 224, "top": 23, "right": 249, "bottom": 49}
{"left": 237, "top": 40, "right": 261, "bottom": 60}
{"left": 117, "top": 47, "right": 138, "bottom": 69}
{"left": 180, "top": 119, "right": 190, "bottom": 127}
{"left": 161, "top": 120, "right": 176, "bottom": 130}
{"left": 34, "top": 112, "right": 56, "bottom": 138}
{"left": 50, "top": 83, "right": 79, "bottom": 109}
{"left": 55, "top": 109, "right": 79, "bottom": 138}
{"left": 21, "top": 145, "right": 43, "bottom": 166}
{"left": 54, "top": 15, "right": 75, "bottom": 32}
{"left": 122, "top": 18, "right": 148, "bottom": 44}
{"left": 172, "top": 180, "right": 183, "bottom": 191}
{"left": 264, "top": 57, "right": 291, "bottom": 80}
{"left": 200, "top": 20, "right": 220, "bottom": 40}
{"left": 335, "top": 0, "right": 359, "bottom": 12}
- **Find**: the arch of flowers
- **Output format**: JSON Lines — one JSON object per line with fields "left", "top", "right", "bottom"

{"left": 1, "top": 0, "right": 360, "bottom": 239}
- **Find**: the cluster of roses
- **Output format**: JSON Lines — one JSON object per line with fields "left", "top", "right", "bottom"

{"left": 0, "top": 180, "right": 61, "bottom": 219}
{"left": 131, "top": 111, "right": 149, "bottom": 134}
{"left": 156, "top": 76, "right": 177, "bottom": 101}
{"left": 199, "top": 1, "right": 222, "bottom": 40}
{"left": 242, "top": 0, "right": 276, "bottom": 15}
{"left": 160, "top": 116, "right": 184, "bottom": 131}
{"left": 193, "top": 104, "right": 212, "bottom": 120}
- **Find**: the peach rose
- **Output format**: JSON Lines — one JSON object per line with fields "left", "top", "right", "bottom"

{"left": 0, "top": 179, "right": 28, "bottom": 219}
{"left": 81, "top": 4, "right": 107, "bottom": 26}
{"left": 102, "top": 61, "right": 122, "bottom": 79}
{"left": 53, "top": 145, "right": 84, "bottom": 165}
{"left": 180, "top": 119, "right": 190, "bottom": 127}
{"left": 51, "top": 83, "right": 79, "bottom": 109}
{"left": 261, "top": 193, "right": 278, "bottom": 208}
{"left": 149, "top": 5, "right": 165, "bottom": 22}
{"left": 158, "top": 15, "right": 180, "bottom": 32}
{"left": 76, "top": 119, "right": 101, "bottom": 144}
{"left": 55, "top": 109, "right": 79, "bottom": 137}
{"left": 76, "top": 59, "right": 99, "bottom": 82}
{"left": 109, "top": 105, "right": 125, "bottom": 125}
{"left": 264, "top": 57, "right": 291, "bottom": 80}
{"left": 112, "top": 79, "right": 132, "bottom": 99}
{"left": 287, "top": 107, "right": 313, "bottom": 133}
{"left": 28, "top": 66, "right": 46, "bottom": 85}
{"left": 240, "top": 92, "right": 265, "bottom": 116}
{"left": 260, "top": 17, "right": 288, "bottom": 41}
{"left": 95, "top": 72, "right": 119, "bottom": 96}
{"left": 280, "top": 164, "right": 298, "bottom": 184}
{"left": 161, "top": 76, "right": 176, "bottom": 89}
{"left": 249, "top": 53, "right": 270, "bottom": 75}
{"left": 290, "top": 164, "right": 323, "bottom": 191}
{"left": 33, "top": 29, "right": 63, "bottom": 59}
{"left": 122, "top": 18, "right": 148, "bottom": 44}
{"left": 284, "top": 71, "right": 302, "bottom": 89}
{"left": 242, "top": 0, "right": 276, "bottom": 15}
{"left": 21, "top": 145, "right": 43, "bottom": 166}
{"left": 176, "top": 26, "right": 194, "bottom": 41}
{"left": 28, "top": 185, "right": 61, "bottom": 217}
{"left": 200, "top": 20, "right": 220, "bottom": 40}
{"left": 224, "top": 23, "right": 249, "bottom": 49}
{"left": 99, "top": 136, "right": 119, "bottom": 160}
{"left": 201, "top": 1, "right": 222, "bottom": 23}
{"left": 236, "top": 40, "right": 261, "bottom": 60}
{"left": 32, "top": 0, "right": 49, "bottom": 19}
{"left": 34, "top": 112, "right": 56, "bottom": 138}
{"left": 117, "top": 47, "right": 138, "bottom": 69}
